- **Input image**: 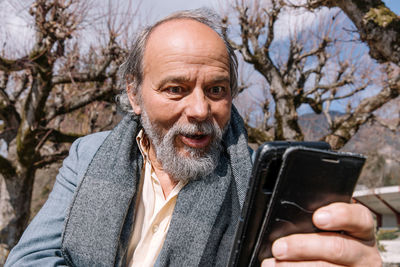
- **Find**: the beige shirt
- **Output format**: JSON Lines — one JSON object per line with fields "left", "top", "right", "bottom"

{"left": 127, "top": 130, "right": 186, "bottom": 267}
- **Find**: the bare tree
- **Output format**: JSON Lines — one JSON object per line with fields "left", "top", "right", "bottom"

{"left": 223, "top": 0, "right": 400, "bottom": 149}
{"left": 0, "top": 0, "right": 137, "bottom": 262}
{"left": 302, "top": 0, "right": 400, "bottom": 139}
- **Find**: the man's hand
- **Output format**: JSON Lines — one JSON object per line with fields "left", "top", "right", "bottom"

{"left": 261, "top": 203, "right": 382, "bottom": 266}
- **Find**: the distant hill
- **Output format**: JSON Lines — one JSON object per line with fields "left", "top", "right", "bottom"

{"left": 298, "top": 112, "right": 400, "bottom": 156}
{"left": 298, "top": 111, "right": 342, "bottom": 141}
{"left": 298, "top": 112, "right": 400, "bottom": 187}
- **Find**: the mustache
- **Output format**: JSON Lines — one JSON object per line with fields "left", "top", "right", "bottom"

{"left": 169, "top": 120, "right": 220, "bottom": 137}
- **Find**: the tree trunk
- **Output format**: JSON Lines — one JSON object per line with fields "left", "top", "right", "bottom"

{"left": 0, "top": 168, "right": 34, "bottom": 265}
{"left": 323, "top": 81, "right": 400, "bottom": 150}
{"left": 274, "top": 94, "right": 304, "bottom": 140}
{"left": 266, "top": 67, "right": 304, "bottom": 141}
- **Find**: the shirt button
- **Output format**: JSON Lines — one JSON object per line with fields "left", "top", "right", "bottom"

{"left": 152, "top": 224, "right": 159, "bottom": 233}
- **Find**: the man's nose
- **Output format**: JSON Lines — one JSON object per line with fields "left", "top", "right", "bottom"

{"left": 185, "top": 88, "right": 210, "bottom": 122}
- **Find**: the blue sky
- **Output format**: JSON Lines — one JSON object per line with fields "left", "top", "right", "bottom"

{"left": 140, "top": 0, "right": 216, "bottom": 22}
{"left": 1, "top": 0, "right": 399, "bottom": 153}
{"left": 1, "top": 0, "right": 399, "bottom": 122}
{"left": 141, "top": 0, "right": 400, "bottom": 21}
{"left": 383, "top": 0, "right": 400, "bottom": 14}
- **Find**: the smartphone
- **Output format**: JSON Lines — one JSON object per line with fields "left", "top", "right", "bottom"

{"left": 252, "top": 147, "right": 366, "bottom": 265}
{"left": 227, "top": 141, "right": 331, "bottom": 267}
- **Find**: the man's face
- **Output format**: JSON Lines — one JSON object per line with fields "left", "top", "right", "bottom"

{"left": 128, "top": 19, "right": 232, "bottom": 180}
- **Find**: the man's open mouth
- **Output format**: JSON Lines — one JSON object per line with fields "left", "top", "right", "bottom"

{"left": 180, "top": 133, "right": 212, "bottom": 148}
{"left": 184, "top": 134, "right": 207, "bottom": 139}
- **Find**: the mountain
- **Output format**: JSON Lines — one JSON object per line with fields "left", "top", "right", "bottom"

{"left": 298, "top": 112, "right": 400, "bottom": 155}
{"left": 298, "top": 112, "right": 400, "bottom": 187}
{"left": 298, "top": 111, "right": 342, "bottom": 141}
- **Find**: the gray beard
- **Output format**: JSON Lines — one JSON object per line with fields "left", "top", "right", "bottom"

{"left": 140, "top": 109, "right": 224, "bottom": 183}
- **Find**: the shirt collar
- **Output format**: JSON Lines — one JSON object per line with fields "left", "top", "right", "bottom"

{"left": 136, "top": 129, "right": 150, "bottom": 160}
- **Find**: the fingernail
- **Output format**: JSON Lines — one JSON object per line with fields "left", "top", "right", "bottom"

{"left": 272, "top": 239, "right": 287, "bottom": 258}
{"left": 314, "top": 210, "right": 331, "bottom": 226}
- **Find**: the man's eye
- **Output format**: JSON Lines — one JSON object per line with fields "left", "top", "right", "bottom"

{"left": 166, "top": 86, "right": 184, "bottom": 94}
{"left": 208, "top": 86, "right": 226, "bottom": 96}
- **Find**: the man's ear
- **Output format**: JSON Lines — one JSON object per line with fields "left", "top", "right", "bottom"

{"left": 126, "top": 82, "right": 142, "bottom": 115}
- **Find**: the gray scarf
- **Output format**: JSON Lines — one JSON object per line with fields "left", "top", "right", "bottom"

{"left": 61, "top": 105, "right": 252, "bottom": 267}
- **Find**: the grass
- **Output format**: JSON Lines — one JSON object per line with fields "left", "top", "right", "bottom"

{"left": 376, "top": 228, "right": 399, "bottom": 252}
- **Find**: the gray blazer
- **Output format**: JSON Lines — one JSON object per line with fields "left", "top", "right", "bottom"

{"left": 6, "top": 109, "right": 252, "bottom": 267}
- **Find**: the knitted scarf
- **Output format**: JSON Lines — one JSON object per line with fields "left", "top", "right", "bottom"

{"left": 62, "top": 106, "right": 252, "bottom": 267}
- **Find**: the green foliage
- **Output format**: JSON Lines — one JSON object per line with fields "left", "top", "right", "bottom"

{"left": 377, "top": 229, "right": 399, "bottom": 241}
{"left": 376, "top": 228, "right": 399, "bottom": 252}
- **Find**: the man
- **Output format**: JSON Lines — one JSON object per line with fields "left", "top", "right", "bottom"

{"left": 6, "top": 8, "right": 381, "bottom": 267}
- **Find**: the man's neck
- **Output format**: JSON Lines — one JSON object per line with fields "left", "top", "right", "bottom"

{"left": 148, "top": 144, "right": 179, "bottom": 198}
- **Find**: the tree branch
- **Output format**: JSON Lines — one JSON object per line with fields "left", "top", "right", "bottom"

{"left": 34, "top": 128, "right": 81, "bottom": 156}
{"left": 0, "top": 155, "right": 16, "bottom": 180}
{"left": 263, "top": 0, "right": 281, "bottom": 50}
{"left": 322, "top": 83, "right": 368, "bottom": 101}
{"left": 46, "top": 86, "right": 115, "bottom": 121}
{"left": 17, "top": 72, "right": 54, "bottom": 165}
{"left": 0, "top": 72, "right": 21, "bottom": 138}
{"left": 234, "top": 6, "right": 259, "bottom": 63}
{"left": 323, "top": 97, "right": 334, "bottom": 128}
{"left": 52, "top": 71, "right": 106, "bottom": 84}
{"left": 33, "top": 149, "right": 70, "bottom": 169}
{"left": 10, "top": 72, "right": 30, "bottom": 102}
{"left": 306, "top": 0, "right": 400, "bottom": 65}
{"left": 46, "top": 129, "right": 82, "bottom": 144}
{"left": 0, "top": 56, "right": 31, "bottom": 72}
{"left": 296, "top": 38, "right": 330, "bottom": 63}
{"left": 51, "top": 61, "right": 117, "bottom": 85}
{"left": 370, "top": 114, "right": 400, "bottom": 132}
{"left": 323, "top": 81, "right": 400, "bottom": 149}
{"left": 306, "top": 75, "right": 353, "bottom": 96}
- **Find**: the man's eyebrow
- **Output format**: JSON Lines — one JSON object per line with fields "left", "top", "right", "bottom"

{"left": 157, "top": 76, "right": 192, "bottom": 88}
{"left": 156, "top": 75, "right": 230, "bottom": 89}
{"left": 208, "top": 76, "right": 230, "bottom": 84}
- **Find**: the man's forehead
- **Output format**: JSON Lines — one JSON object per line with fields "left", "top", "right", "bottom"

{"left": 140, "top": 18, "right": 230, "bottom": 82}
{"left": 148, "top": 18, "right": 222, "bottom": 42}
{"left": 144, "top": 18, "right": 228, "bottom": 59}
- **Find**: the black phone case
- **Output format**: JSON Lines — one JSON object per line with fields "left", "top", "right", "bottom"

{"left": 251, "top": 147, "right": 365, "bottom": 265}
{"left": 227, "top": 141, "right": 331, "bottom": 267}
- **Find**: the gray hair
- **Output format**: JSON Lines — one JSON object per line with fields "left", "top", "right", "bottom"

{"left": 116, "top": 8, "right": 238, "bottom": 113}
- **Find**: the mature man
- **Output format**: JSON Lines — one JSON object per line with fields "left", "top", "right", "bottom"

{"left": 6, "top": 8, "right": 381, "bottom": 267}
